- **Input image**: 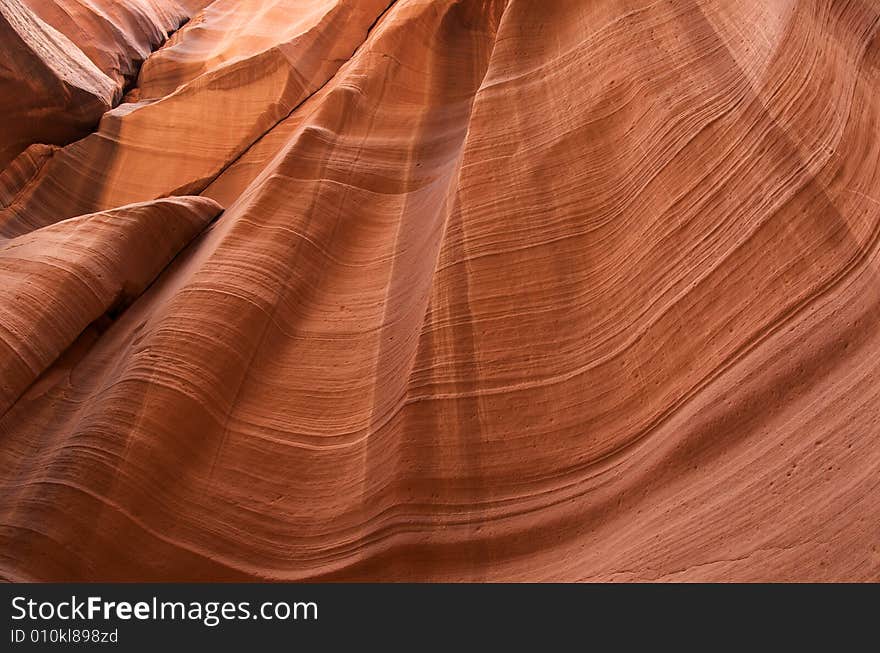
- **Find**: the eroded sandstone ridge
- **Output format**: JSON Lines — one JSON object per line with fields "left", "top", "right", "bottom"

{"left": 0, "top": 0, "right": 878, "bottom": 581}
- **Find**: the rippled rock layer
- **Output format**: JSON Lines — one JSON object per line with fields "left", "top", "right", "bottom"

{"left": 0, "top": 0, "right": 878, "bottom": 581}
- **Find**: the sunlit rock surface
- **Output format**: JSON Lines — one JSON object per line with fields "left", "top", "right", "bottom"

{"left": 0, "top": 0, "right": 878, "bottom": 581}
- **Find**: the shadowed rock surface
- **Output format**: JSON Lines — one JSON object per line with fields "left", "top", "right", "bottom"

{"left": 0, "top": 0, "right": 878, "bottom": 581}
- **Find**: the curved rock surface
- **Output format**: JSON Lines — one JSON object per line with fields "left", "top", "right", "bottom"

{"left": 0, "top": 0, "right": 878, "bottom": 581}
{"left": 21, "top": 0, "right": 210, "bottom": 88}
{"left": 0, "top": 195, "right": 222, "bottom": 416}
{"left": 0, "top": 0, "right": 115, "bottom": 169}
{"left": 1, "top": 0, "right": 209, "bottom": 169}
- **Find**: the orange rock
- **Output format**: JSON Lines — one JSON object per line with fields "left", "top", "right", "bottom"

{"left": 1, "top": 1, "right": 210, "bottom": 169}
{"left": 0, "top": 0, "right": 115, "bottom": 168}
{"left": 21, "top": 0, "right": 210, "bottom": 89}
{"left": 0, "top": 196, "right": 222, "bottom": 415}
{"left": 0, "top": 0, "right": 878, "bottom": 581}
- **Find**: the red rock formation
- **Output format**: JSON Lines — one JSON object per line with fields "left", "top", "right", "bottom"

{"left": 0, "top": 0, "right": 878, "bottom": 581}
{"left": 21, "top": 0, "right": 210, "bottom": 89}
{"left": 0, "top": 0, "right": 209, "bottom": 168}
{"left": 0, "top": 0, "right": 115, "bottom": 169}
{"left": 0, "top": 196, "right": 222, "bottom": 415}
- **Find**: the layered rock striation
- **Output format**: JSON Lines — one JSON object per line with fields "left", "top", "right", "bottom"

{"left": 0, "top": 0, "right": 878, "bottom": 581}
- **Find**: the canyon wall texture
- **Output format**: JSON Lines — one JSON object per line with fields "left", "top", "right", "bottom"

{"left": 0, "top": 0, "right": 878, "bottom": 581}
